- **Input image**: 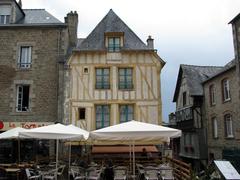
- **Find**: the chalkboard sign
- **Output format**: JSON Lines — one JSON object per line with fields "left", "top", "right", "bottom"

{"left": 214, "top": 160, "right": 240, "bottom": 180}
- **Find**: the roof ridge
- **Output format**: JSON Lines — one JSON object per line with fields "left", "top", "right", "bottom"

{"left": 23, "top": 9, "right": 45, "bottom": 10}
{"left": 181, "top": 64, "right": 223, "bottom": 68}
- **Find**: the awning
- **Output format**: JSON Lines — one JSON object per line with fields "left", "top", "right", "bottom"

{"left": 92, "top": 145, "right": 158, "bottom": 154}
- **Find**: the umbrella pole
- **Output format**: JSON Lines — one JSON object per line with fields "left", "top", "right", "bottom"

{"left": 56, "top": 139, "right": 59, "bottom": 180}
{"left": 18, "top": 138, "right": 20, "bottom": 163}
{"left": 68, "top": 142, "right": 71, "bottom": 180}
{"left": 133, "top": 142, "right": 135, "bottom": 179}
{"left": 129, "top": 144, "right": 132, "bottom": 173}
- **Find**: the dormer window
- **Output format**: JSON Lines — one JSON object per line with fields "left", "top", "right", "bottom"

{"left": 105, "top": 32, "right": 124, "bottom": 52}
{"left": 0, "top": 5, "right": 11, "bottom": 24}
{"left": 108, "top": 37, "right": 120, "bottom": 52}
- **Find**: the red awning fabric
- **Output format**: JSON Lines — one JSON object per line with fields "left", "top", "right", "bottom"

{"left": 92, "top": 145, "right": 158, "bottom": 154}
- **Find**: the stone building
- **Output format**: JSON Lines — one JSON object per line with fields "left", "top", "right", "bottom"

{"left": 64, "top": 9, "right": 165, "bottom": 130}
{"left": 202, "top": 13, "right": 240, "bottom": 170}
{"left": 172, "top": 64, "right": 222, "bottom": 171}
{"left": 0, "top": 0, "right": 77, "bottom": 161}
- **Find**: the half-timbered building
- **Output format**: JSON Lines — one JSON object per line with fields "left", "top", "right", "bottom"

{"left": 65, "top": 9, "right": 165, "bottom": 131}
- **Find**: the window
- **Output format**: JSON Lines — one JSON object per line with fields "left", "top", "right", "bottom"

{"left": 78, "top": 108, "right": 86, "bottom": 120}
{"left": 83, "top": 67, "right": 89, "bottom": 74}
{"left": 119, "top": 105, "right": 134, "bottom": 123}
{"left": 16, "top": 85, "right": 30, "bottom": 112}
{"left": 209, "top": 85, "right": 216, "bottom": 105}
{"left": 18, "top": 46, "right": 32, "bottom": 68}
{"left": 108, "top": 37, "right": 120, "bottom": 52}
{"left": 212, "top": 117, "right": 218, "bottom": 138}
{"left": 0, "top": 5, "right": 11, "bottom": 24}
{"left": 0, "top": 15, "right": 10, "bottom": 24}
{"left": 118, "top": 68, "right": 133, "bottom": 89}
{"left": 95, "top": 68, "right": 110, "bottom": 89}
{"left": 222, "top": 79, "right": 230, "bottom": 101}
{"left": 96, "top": 105, "right": 110, "bottom": 129}
{"left": 182, "top": 92, "right": 187, "bottom": 106}
{"left": 224, "top": 114, "right": 234, "bottom": 138}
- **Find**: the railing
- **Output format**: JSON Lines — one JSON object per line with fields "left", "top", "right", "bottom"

{"left": 175, "top": 106, "right": 193, "bottom": 122}
{"left": 165, "top": 157, "right": 192, "bottom": 180}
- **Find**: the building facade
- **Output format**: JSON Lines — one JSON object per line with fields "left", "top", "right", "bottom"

{"left": 202, "top": 13, "right": 240, "bottom": 170}
{"left": 0, "top": 0, "right": 77, "bottom": 161}
{"left": 203, "top": 60, "right": 240, "bottom": 163}
{"left": 64, "top": 9, "right": 165, "bottom": 131}
{"left": 172, "top": 65, "right": 222, "bottom": 171}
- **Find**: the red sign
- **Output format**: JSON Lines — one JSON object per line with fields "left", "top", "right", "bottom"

{"left": 0, "top": 121, "right": 53, "bottom": 131}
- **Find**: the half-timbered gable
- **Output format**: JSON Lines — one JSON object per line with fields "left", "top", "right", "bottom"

{"left": 65, "top": 9, "right": 165, "bottom": 131}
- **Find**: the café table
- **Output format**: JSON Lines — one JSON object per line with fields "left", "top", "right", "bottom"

{"left": 5, "top": 168, "right": 21, "bottom": 180}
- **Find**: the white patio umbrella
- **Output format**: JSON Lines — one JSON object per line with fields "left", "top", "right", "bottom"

{"left": 0, "top": 127, "right": 29, "bottom": 163}
{"left": 20, "top": 123, "right": 87, "bottom": 180}
{"left": 66, "top": 124, "right": 89, "bottom": 180}
{"left": 90, "top": 120, "right": 182, "bottom": 177}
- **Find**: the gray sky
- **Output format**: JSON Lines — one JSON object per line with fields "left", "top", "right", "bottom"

{"left": 23, "top": 0, "right": 240, "bottom": 122}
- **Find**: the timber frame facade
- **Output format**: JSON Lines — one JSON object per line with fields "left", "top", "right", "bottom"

{"left": 64, "top": 9, "right": 165, "bottom": 131}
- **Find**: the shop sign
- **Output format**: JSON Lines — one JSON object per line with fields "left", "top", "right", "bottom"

{"left": 0, "top": 121, "right": 53, "bottom": 131}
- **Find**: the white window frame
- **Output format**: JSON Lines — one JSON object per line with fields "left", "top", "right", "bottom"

{"left": 212, "top": 117, "right": 218, "bottom": 138}
{"left": 222, "top": 79, "right": 230, "bottom": 101}
{"left": 18, "top": 46, "right": 32, "bottom": 69}
{"left": 224, "top": 114, "right": 234, "bottom": 138}
{"left": 209, "top": 85, "right": 216, "bottom": 105}
{"left": 16, "top": 84, "right": 30, "bottom": 112}
{"left": 0, "top": 5, "right": 11, "bottom": 24}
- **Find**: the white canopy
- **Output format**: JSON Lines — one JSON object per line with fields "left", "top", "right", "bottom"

{"left": 67, "top": 124, "right": 89, "bottom": 140}
{"left": 90, "top": 120, "right": 181, "bottom": 145}
{"left": 20, "top": 123, "right": 86, "bottom": 140}
{"left": 0, "top": 127, "right": 28, "bottom": 139}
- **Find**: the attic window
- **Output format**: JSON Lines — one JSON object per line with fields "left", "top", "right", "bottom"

{"left": 108, "top": 37, "right": 120, "bottom": 52}
{"left": 0, "top": 5, "right": 11, "bottom": 24}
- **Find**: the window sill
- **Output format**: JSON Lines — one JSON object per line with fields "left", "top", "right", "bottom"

{"left": 10, "top": 112, "right": 33, "bottom": 116}
{"left": 225, "top": 136, "right": 234, "bottom": 139}
{"left": 118, "top": 89, "right": 135, "bottom": 91}
{"left": 16, "top": 68, "right": 32, "bottom": 71}
{"left": 223, "top": 99, "right": 231, "bottom": 103}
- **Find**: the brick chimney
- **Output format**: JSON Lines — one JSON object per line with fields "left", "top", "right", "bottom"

{"left": 65, "top": 11, "right": 78, "bottom": 47}
{"left": 147, "top": 35, "right": 154, "bottom": 49}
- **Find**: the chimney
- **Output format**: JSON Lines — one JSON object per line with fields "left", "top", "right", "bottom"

{"left": 18, "top": 0, "right": 22, "bottom": 8}
{"left": 147, "top": 35, "right": 154, "bottom": 49}
{"left": 65, "top": 11, "right": 78, "bottom": 47}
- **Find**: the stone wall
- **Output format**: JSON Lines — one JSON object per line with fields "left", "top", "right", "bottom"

{"left": 0, "top": 27, "right": 66, "bottom": 124}
{"left": 203, "top": 67, "right": 240, "bottom": 159}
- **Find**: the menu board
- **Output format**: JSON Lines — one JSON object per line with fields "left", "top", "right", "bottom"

{"left": 214, "top": 160, "right": 240, "bottom": 180}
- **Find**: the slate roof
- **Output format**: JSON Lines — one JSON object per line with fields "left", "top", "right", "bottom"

{"left": 173, "top": 65, "right": 223, "bottom": 102}
{"left": 229, "top": 13, "right": 240, "bottom": 24}
{"left": 0, "top": 9, "right": 64, "bottom": 26}
{"left": 19, "top": 9, "right": 63, "bottom": 24}
{"left": 203, "top": 59, "right": 236, "bottom": 83}
{"left": 77, "top": 9, "right": 150, "bottom": 51}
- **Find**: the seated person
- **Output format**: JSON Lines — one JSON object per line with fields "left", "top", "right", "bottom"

{"left": 104, "top": 159, "right": 114, "bottom": 180}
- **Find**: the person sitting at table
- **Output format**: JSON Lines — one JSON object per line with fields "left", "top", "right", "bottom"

{"left": 141, "top": 148, "right": 147, "bottom": 157}
{"left": 104, "top": 159, "right": 114, "bottom": 180}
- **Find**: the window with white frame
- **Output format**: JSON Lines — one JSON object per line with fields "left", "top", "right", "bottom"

{"left": 118, "top": 68, "right": 133, "bottom": 89}
{"left": 212, "top": 117, "right": 218, "bottom": 138}
{"left": 224, "top": 114, "right": 234, "bottom": 138}
{"left": 18, "top": 46, "right": 32, "bottom": 68}
{"left": 16, "top": 85, "right": 30, "bottom": 112}
{"left": 0, "top": 5, "right": 11, "bottom": 24}
{"left": 222, "top": 79, "right": 230, "bottom": 101}
{"left": 95, "top": 105, "right": 110, "bottom": 129}
{"left": 119, "top": 104, "right": 134, "bottom": 123}
{"left": 209, "top": 85, "right": 216, "bottom": 105}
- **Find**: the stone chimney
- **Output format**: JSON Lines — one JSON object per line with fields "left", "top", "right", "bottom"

{"left": 147, "top": 35, "right": 154, "bottom": 49}
{"left": 18, "top": 0, "right": 22, "bottom": 8}
{"left": 65, "top": 11, "right": 78, "bottom": 47}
